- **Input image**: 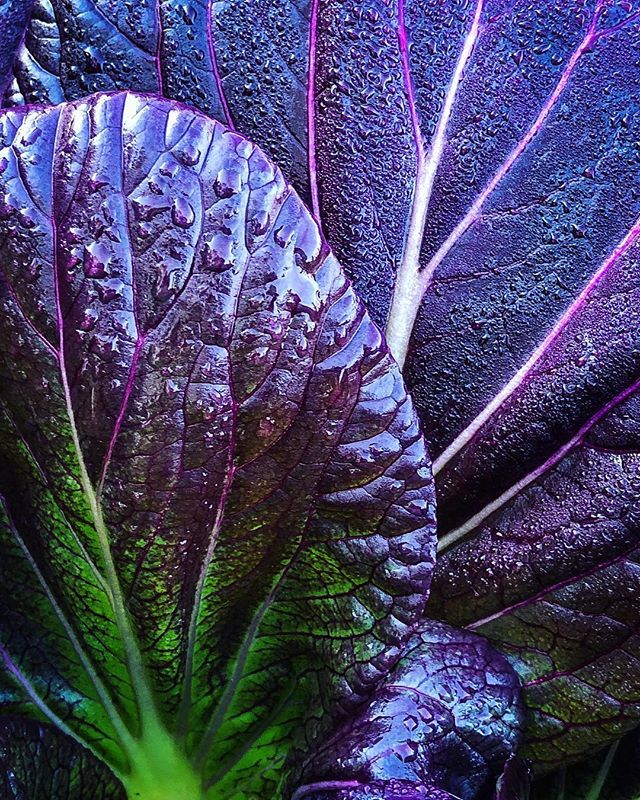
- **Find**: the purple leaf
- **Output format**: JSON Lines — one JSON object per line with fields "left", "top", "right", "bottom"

{"left": 291, "top": 623, "right": 525, "bottom": 800}
{"left": 4, "top": 0, "right": 640, "bottom": 786}
{"left": 0, "top": 91, "right": 435, "bottom": 796}
{"left": 0, "top": 0, "right": 33, "bottom": 97}
{"left": 429, "top": 384, "right": 640, "bottom": 769}
{"left": 1, "top": 0, "right": 314, "bottom": 205}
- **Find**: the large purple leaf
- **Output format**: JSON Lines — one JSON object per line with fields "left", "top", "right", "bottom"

{"left": 429, "top": 385, "right": 640, "bottom": 771}
{"left": 6, "top": 0, "right": 640, "bottom": 783}
{"left": 295, "top": 0, "right": 640, "bottom": 773}
{"left": 0, "top": 91, "right": 436, "bottom": 797}
{"left": 307, "top": 0, "right": 640, "bottom": 774}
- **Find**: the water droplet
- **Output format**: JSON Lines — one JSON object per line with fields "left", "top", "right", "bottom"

{"left": 164, "top": 379, "right": 180, "bottom": 397}
{"left": 214, "top": 168, "right": 242, "bottom": 198}
{"left": 97, "top": 279, "right": 124, "bottom": 304}
{"left": 171, "top": 196, "right": 195, "bottom": 228}
{"left": 203, "top": 234, "right": 234, "bottom": 272}
{"left": 274, "top": 224, "right": 295, "bottom": 248}
{"left": 88, "top": 173, "right": 109, "bottom": 192}
{"left": 79, "top": 308, "right": 99, "bottom": 331}
{"left": 84, "top": 242, "right": 111, "bottom": 278}
{"left": 159, "top": 158, "right": 180, "bottom": 179}
{"left": 83, "top": 45, "right": 104, "bottom": 73}
{"left": 132, "top": 194, "right": 170, "bottom": 221}
{"left": 176, "top": 144, "right": 201, "bottom": 166}
{"left": 155, "top": 263, "right": 178, "bottom": 302}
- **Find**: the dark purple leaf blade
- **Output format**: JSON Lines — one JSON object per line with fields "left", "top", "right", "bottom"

{"left": 0, "top": 91, "right": 436, "bottom": 797}
{"left": 0, "top": 0, "right": 33, "bottom": 98}
{"left": 0, "top": 717, "right": 125, "bottom": 800}
{"left": 296, "top": 0, "right": 640, "bottom": 773}
{"left": 429, "top": 383, "right": 640, "bottom": 770}
{"left": 2, "top": 0, "right": 314, "bottom": 204}
{"left": 6, "top": 0, "right": 640, "bottom": 784}
{"left": 290, "top": 622, "right": 524, "bottom": 800}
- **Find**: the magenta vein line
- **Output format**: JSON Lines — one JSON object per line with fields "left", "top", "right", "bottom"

{"left": 434, "top": 212, "right": 640, "bottom": 474}
{"left": 438, "top": 372, "right": 640, "bottom": 554}
{"left": 308, "top": 0, "right": 320, "bottom": 219}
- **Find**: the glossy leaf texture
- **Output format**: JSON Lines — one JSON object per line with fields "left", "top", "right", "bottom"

{"left": 290, "top": 622, "right": 525, "bottom": 800}
{"left": 429, "top": 383, "right": 640, "bottom": 770}
{"left": 0, "top": 0, "right": 315, "bottom": 206}
{"left": 298, "top": 0, "right": 640, "bottom": 774}
{"left": 0, "top": 717, "right": 125, "bottom": 800}
{"left": 0, "top": 91, "right": 436, "bottom": 797}
{"left": 0, "top": 0, "right": 34, "bottom": 97}
{"left": 4, "top": 0, "right": 640, "bottom": 786}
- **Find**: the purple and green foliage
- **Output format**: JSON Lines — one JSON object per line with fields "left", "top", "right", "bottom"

{"left": 0, "top": 92, "right": 438, "bottom": 798}
{"left": 1, "top": 0, "right": 640, "bottom": 797}
{"left": 291, "top": 622, "right": 524, "bottom": 800}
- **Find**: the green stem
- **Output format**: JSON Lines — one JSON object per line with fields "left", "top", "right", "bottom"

{"left": 585, "top": 740, "right": 620, "bottom": 800}
{"left": 123, "top": 724, "right": 206, "bottom": 800}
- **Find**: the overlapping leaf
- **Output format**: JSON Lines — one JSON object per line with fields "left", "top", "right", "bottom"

{"left": 0, "top": 91, "right": 436, "bottom": 797}
{"left": 4, "top": 0, "right": 640, "bottom": 786}
{"left": 291, "top": 622, "right": 524, "bottom": 800}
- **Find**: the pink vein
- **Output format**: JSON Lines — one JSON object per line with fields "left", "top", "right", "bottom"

{"left": 97, "top": 335, "right": 144, "bottom": 494}
{"left": 384, "top": 0, "right": 483, "bottom": 366}
{"left": 155, "top": 0, "right": 164, "bottom": 94}
{"left": 433, "top": 213, "right": 640, "bottom": 474}
{"left": 207, "top": 0, "right": 234, "bottom": 128}
{"left": 308, "top": 0, "right": 320, "bottom": 219}
{"left": 418, "top": 4, "right": 604, "bottom": 302}
{"left": 438, "top": 373, "right": 640, "bottom": 554}
{"left": 467, "top": 541, "right": 640, "bottom": 631}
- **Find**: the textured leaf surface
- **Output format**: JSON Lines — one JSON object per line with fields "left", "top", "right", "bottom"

{"left": 0, "top": 0, "right": 33, "bottom": 96}
{"left": 0, "top": 91, "right": 436, "bottom": 796}
{"left": 4, "top": 0, "right": 640, "bottom": 784}
{"left": 298, "top": 0, "right": 640, "bottom": 772}
{"left": 291, "top": 622, "right": 524, "bottom": 800}
{"left": 1, "top": 0, "right": 314, "bottom": 205}
{"left": 428, "top": 338, "right": 640, "bottom": 769}
{"left": 289, "top": 0, "right": 640, "bottom": 772}
{"left": 0, "top": 717, "right": 125, "bottom": 800}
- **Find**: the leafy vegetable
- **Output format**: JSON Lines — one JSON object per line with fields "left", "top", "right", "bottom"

{"left": 3, "top": 0, "right": 640, "bottom": 793}
{"left": 0, "top": 91, "right": 436, "bottom": 799}
{"left": 306, "top": 0, "right": 640, "bottom": 772}
{"left": 292, "top": 622, "right": 524, "bottom": 800}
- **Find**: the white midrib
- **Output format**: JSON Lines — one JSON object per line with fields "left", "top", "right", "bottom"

{"left": 386, "top": 2, "right": 607, "bottom": 413}
{"left": 384, "top": 0, "right": 484, "bottom": 367}
{"left": 438, "top": 371, "right": 640, "bottom": 554}
{"left": 59, "top": 353, "right": 159, "bottom": 729}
